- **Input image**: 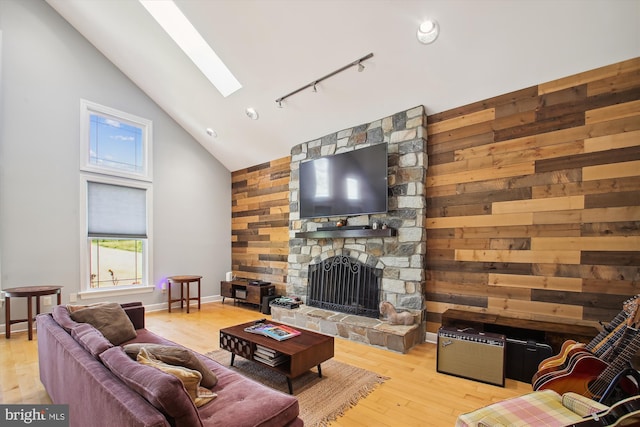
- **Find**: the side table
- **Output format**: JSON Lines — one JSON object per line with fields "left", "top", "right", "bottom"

{"left": 4, "top": 285, "right": 63, "bottom": 340}
{"left": 167, "top": 275, "right": 202, "bottom": 313}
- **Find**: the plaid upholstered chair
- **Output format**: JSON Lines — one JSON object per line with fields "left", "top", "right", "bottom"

{"left": 455, "top": 389, "right": 640, "bottom": 426}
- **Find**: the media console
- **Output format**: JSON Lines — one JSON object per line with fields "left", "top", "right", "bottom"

{"left": 221, "top": 280, "right": 275, "bottom": 309}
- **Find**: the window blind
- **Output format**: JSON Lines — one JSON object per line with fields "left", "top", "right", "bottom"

{"left": 88, "top": 182, "right": 147, "bottom": 238}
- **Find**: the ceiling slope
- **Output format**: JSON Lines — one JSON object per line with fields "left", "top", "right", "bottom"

{"left": 45, "top": 0, "right": 640, "bottom": 171}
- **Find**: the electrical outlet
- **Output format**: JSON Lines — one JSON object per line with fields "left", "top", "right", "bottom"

{"left": 69, "top": 293, "right": 77, "bottom": 303}
{"left": 43, "top": 296, "right": 52, "bottom": 306}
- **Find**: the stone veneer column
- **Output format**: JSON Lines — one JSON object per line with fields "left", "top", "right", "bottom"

{"left": 287, "top": 106, "right": 427, "bottom": 313}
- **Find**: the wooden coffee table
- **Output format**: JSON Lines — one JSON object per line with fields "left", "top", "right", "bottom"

{"left": 220, "top": 321, "right": 334, "bottom": 394}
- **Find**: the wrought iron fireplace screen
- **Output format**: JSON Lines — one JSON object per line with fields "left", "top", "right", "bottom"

{"left": 307, "top": 256, "right": 382, "bottom": 318}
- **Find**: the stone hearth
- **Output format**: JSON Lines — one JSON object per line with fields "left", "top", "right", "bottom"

{"left": 271, "top": 305, "right": 425, "bottom": 353}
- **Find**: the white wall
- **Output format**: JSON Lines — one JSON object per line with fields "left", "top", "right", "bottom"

{"left": 0, "top": 0, "right": 231, "bottom": 322}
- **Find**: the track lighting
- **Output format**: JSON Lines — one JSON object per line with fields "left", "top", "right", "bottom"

{"left": 275, "top": 53, "right": 373, "bottom": 107}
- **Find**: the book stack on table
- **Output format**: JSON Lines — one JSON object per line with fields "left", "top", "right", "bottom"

{"left": 254, "top": 345, "right": 287, "bottom": 367}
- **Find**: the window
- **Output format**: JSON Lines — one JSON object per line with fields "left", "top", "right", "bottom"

{"left": 80, "top": 99, "right": 152, "bottom": 181}
{"left": 79, "top": 101, "right": 153, "bottom": 298}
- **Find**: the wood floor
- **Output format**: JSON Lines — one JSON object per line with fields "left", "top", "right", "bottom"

{"left": 0, "top": 302, "right": 533, "bottom": 426}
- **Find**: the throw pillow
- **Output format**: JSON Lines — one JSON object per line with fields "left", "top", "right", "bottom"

{"left": 99, "top": 347, "right": 203, "bottom": 427}
{"left": 67, "top": 302, "right": 108, "bottom": 313}
{"left": 69, "top": 302, "right": 137, "bottom": 345}
{"left": 137, "top": 348, "right": 216, "bottom": 408}
{"left": 123, "top": 343, "right": 218, "bottom": 388}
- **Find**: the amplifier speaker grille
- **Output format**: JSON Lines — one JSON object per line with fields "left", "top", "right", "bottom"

{"left": 436, "top": 326, "right": 506, "bottom": 387}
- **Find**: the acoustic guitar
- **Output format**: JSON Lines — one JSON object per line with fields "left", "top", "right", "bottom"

{"left": 566, "top": 395, "right": 640, "bottom": 426}
{"left": 532, "top": 320, "right": 630, "bottom": 387}
{"left": 535, "top": 313, "right": 640, "bottom": 400}
{"left": 533, "top": 296, "right": 639, "bottom": 384}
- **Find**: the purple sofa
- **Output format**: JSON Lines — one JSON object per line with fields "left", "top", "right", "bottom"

{"left": 37, "top": 302, "right": 303, "bottom": 427}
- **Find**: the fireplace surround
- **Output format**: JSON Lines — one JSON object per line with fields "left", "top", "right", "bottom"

{"left": 283, "top": 106, "right": 428, "bottom": 352}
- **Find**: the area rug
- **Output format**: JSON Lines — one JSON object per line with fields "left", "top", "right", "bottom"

{"left": 205, "top": 350, "right": 387, "bottom": 427}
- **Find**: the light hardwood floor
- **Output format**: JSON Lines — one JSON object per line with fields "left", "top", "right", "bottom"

{"left": 0, "top": 302, "right": 533, "bottom": 426}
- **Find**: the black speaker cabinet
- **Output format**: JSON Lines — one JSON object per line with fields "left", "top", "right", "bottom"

{"left": 261, "top": 295, "right": 279, "bottom": 315}
{"left": 506, "top": 338, "right": 553, "bottom": 383}
{"left": 437, "top": 326, "right": 506, "bottom": 387}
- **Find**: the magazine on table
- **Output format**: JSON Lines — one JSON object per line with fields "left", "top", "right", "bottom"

{"left": 244, "top": 322, "right": 301, "bottom": 341}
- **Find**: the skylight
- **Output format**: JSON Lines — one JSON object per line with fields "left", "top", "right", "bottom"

{"left": 139, "top": 0, "right": 242, "bottom": 97}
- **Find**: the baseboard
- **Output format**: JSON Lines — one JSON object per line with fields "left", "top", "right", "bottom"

{"left": 146, "top": 295, "right": 223, "bottom": 312}
{"left": 426, "top": 331, "right": 437, "bottom": 344}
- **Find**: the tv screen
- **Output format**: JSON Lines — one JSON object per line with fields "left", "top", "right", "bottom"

{"left": 299, "top": 143, "right": 388, "bottom": 219}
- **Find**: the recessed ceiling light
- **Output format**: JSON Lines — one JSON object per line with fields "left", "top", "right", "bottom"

{"left": 417, "top": 19, "right": 439, "bottom": 44}
{"left": 139, "top": 0, "right": 242, "bottom": 97}
{"left": 245, "top": 107, "right": 259, "bottom": 120}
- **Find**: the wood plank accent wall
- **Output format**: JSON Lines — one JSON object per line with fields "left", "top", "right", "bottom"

{"left": 231, "top": 157, "right": 291, "bottom": 294}
{"left": 425, "top": 57, "right": 640, "bottom": 333}
{"left": 231, "top": 58, "right": 639, "bottom": 334}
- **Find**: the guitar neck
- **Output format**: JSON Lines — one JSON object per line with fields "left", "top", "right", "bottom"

{"left": 587, "top": 310, "right": 629, "bottom": 351}
{"left": 595, "top": 329, "right": 640, "bottom": 387}
{"left": 593, "top": 323, "right": 628, "bottom": 359}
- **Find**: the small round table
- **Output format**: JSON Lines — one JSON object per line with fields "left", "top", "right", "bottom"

{"left": 167, "top": 275, "right": 202, "bottom": 313}
{"left": 4, "top": 285, "right": 63, "bottom": 340}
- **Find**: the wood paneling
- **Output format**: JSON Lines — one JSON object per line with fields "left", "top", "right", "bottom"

{"left": 231, "top": 157, "right": 291, "bottom": 293}
{"left": 426, "top": 57, "right": 640, "bottom": 332}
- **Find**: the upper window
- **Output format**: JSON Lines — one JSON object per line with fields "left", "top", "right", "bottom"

{"left": 80, "top": 99, "right": 152, "bottom": 181}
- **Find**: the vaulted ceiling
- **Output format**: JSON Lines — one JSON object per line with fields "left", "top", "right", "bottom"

{"left": 45, "top": 0, "right": 639, "bottom": 171}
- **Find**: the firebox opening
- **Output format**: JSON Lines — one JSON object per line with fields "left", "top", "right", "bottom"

{"left": 307, "top": 255, "right": 382, "bottom": 319}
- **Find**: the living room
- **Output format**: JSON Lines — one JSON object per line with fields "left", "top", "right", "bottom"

{"left": 1, "top": 1, "right": 639, "bottom": 426}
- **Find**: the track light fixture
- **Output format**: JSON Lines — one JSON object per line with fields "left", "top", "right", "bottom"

{"left": 275, "top": 53, "right": 373, "bottom": 107}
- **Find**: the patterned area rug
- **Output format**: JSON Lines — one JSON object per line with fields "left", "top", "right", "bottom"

{"left": 205, "top": 350, "right": 387, "bottom": 427}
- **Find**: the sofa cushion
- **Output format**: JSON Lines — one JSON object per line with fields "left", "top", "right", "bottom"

{"left": 137, "top": 348, "right": 216, "bottom": 408}
{"left": 70, "top": 302, "right": 137, "bottom": 345}
{"left": 51, "top": 305, "right": 80, "bottom": 332}
{"left": 100, "top": 346, "right": 203, "bottom": 427}
{"left": 123, "top": 343, "right": 218, "bottom": 388}
{"left": 71, "top": 323, "right": 113, "bottom": 357}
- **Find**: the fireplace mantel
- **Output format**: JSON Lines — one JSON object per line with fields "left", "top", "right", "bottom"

{"left": 294, "top": 228, "right": 396, "bottom": 239}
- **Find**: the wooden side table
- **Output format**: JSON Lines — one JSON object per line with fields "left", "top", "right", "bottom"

{"left": 4, "top": 285, "right": 63, "bottom": 340}
{"left": 167, "top": 275, "right": 202, "bottom": 313}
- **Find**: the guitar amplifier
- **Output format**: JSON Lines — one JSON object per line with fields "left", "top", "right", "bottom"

{"left": 437, "top": 326, "right": 506, "bottom": 387}
{"left": 506, "top": 338, "right": 553, "bottom": 383}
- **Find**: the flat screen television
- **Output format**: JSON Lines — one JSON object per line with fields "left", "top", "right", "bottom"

{"left": 299, "top": 143, "right": 388, "bottom": 219}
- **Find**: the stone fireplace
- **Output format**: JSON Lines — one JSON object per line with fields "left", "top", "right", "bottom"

{"left": 275, "top": 106, "right": 428, "bottom": 353}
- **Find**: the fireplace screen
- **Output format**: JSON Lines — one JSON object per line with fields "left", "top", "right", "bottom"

{"left": 307, "top": 256, "right": 382, "bottom": 318}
